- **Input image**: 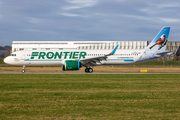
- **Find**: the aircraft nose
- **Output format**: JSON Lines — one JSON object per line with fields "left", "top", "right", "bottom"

{"left": 3, "top": 57, "right": 9, "bottom": 64}
{"left": 4, "top": 57, "right": 7, "bottom": 64}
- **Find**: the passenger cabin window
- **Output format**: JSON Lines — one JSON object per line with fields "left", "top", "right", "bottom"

{"left": 19, "top": 48, "right": 24, "bottom": 51}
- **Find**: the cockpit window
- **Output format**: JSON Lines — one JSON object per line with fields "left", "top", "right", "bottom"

{"left": 10, "top": 54, "right": 16, "bottom": 56}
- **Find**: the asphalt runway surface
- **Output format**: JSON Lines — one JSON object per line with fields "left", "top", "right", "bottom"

{"left": 0, "top": 72, "right": 180, "bottom": 74}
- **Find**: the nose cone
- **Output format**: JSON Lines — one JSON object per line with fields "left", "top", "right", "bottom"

{"left": 4, "top": 57, "right": 10, "bottom": 64}
{"left": 3, "top": 57, "right": 7, "bottom": 64}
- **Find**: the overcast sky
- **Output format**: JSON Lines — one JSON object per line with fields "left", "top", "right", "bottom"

{"left": 0, "top": 0, "right": 180, "bottom": 46}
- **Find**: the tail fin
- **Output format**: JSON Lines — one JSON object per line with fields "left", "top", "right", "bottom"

{"left": 146, "top": 27, "right": 170, "bottom": 51}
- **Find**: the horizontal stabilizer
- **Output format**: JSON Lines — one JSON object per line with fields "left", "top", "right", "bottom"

{"left": 155, "top": 51, "right": 173, "bottom": 56}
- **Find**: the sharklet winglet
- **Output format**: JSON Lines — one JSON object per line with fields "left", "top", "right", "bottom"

{"left": 111, "top": 45, "right": 119, "bottom": 54}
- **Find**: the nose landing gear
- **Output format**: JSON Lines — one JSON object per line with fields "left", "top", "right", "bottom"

{"left": 22, "top": 65, "right": 25, "bottom": 73}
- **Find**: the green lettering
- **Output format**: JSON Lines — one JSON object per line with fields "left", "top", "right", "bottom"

{"left": 73, "top": 52, "right": 79, "bottom": 59}
{"left": 31, "top": 52, "right": 39, "bottom": 59}
{"left": 69, "top": 52, "right": 73, "bottom": 59}
{"left": 64, "top": 52, "right": 70, "bottom": 59}
{"left": 54, "top": 52, "right": 62, "bottom": 59}
{"left": 33, "top": 51, "right": 86, "bottom": 60}
{"left": 47, "top": 52, "right": 54, "bottom": 59}
{"left": 38, "top": 52, "right": 46, "bottom": 59}
{"left": 79, "top": 52, "right": 86, "bottom": 59}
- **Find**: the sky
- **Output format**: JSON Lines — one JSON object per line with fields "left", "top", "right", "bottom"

{"left": 0, "top": 0, "right": 180, "bottom": 46}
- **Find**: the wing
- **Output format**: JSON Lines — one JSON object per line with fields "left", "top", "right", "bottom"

{"left": 80, "top": 45, "right": 119, "bottom": 66}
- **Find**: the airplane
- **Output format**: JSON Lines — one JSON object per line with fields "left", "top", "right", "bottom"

{"left": 4, "top": 27, "right": 173, "bottom": 73}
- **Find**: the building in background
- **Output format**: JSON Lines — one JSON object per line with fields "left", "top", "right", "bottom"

{"left": 11, "top": 41, "right": 180, "bottom": 60}
{"left": 12, "top": 41, "right": 148, "bottom": 52}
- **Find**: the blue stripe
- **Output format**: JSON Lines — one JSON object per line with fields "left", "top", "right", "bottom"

{"left": 107, "top": 59, "right": 134, "bottom": 62}
{"left": 25, "top": 59, "right": 134, "bottom": 62}
{"left": 124, "top": 59, "right": 134, "bottom": 62}
{"left": 24, "top": 59, "right": 62, "bottom": 61}
{"left": 107, "top": 59, "right": 123, "bottom": 61}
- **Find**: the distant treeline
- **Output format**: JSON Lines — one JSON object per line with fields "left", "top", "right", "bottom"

{"left": 134, "top": 60, "right": 180, "bottom": 66}
{"left": 0, "top": 46, "right": 11, "bottom": 50}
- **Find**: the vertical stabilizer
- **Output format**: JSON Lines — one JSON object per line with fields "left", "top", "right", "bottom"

{"left": 146, "top": 27, "right": 170, "bottom": 51}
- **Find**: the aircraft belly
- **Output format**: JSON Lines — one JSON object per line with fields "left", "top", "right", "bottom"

{"left": 12, "top": 60, "right": 63, "bottom": 66}
{"left": 102, "top": 60, "right": 135, "bottom": 65}
{"left": 29, "top": 61, "right": 62, "bottom": 66}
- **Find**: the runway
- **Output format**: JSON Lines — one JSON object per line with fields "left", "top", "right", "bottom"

{"left": 0, "top": 72, "right": 180, "bottom": 74}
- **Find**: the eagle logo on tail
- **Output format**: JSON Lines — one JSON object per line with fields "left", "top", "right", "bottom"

{"left": 149, "top": 34, "right": 168, "bottom": 50}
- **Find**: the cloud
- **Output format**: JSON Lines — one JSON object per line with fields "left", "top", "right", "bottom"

{"left": 118, "top": 14, "right": 180, "bottom": 23}
{"left": 0, "top": 2, "right": 3, "bottom": 18}
{"left": 28, "top": 18, "right": 42, "bottom": 24}
{"left": 63, "top": 0, "right": 99, "bottom": 10}
{"left": 157, "top": 18, "right": 180, "bottom": 23}
{"left": 0, "top": 0, "right": 180, "bottom": 46}
{"left": 155, "top": 3, "right": 180, "bottom": 8}
{"left": 119, "top": 14, "right": 151, "bottom": 21}
{"left": 59, "top": 13, "right": 80, "bottom": 17}
{"left": 140, "top": 2, "right": 180, "bottom": 15}
{"left": 22, "top": 29, "right": 55, "bottom": 33}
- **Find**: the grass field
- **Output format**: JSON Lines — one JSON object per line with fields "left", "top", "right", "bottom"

{"left": 0, "top": 74, "right": 180, "bottom": 119}
{"left": 0, "top": 58, "right": 5, "bottom": 64}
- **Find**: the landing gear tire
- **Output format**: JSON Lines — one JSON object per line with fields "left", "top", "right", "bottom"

{"left": 22, "top": 69, "right": 25, "bottom": 73}
{"left": 85, "top": 68, "right": 93, "bottom": 73}
{"left": 88, "top": 68, "right": 93, "bottom": 73}
{"left": 85, "top": 68, "right": 89, "bottom": 73}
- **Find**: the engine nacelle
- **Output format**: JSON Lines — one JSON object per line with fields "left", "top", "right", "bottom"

{"left": 62, "top": 60, "right": 81, "bottom": 71}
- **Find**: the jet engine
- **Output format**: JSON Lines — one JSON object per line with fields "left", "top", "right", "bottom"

{"left": 62, "top": 60, "right": 82, "bottom": 71}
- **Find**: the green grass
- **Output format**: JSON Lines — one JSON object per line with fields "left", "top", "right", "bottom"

{"left": 0, "top": 58, "right": 5, "bottom": 64}
{"left": 0, "top": 74, "right": 180, "bottom": 119}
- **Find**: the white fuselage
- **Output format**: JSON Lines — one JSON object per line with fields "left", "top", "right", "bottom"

{"left": 4, "top": 49, "right": 145, "bottom": 66}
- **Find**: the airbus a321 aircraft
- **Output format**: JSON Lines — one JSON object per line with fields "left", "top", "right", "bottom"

{"left": 4, "top": 27, "right": 173, "bottom": 73}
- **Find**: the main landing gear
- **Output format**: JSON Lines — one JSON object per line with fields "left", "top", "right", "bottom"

{"left": 85, "top": 67, "right": 93, "bottom": 73}
{"left": 22, "top": 65, "right": 25, "bottom": 73}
